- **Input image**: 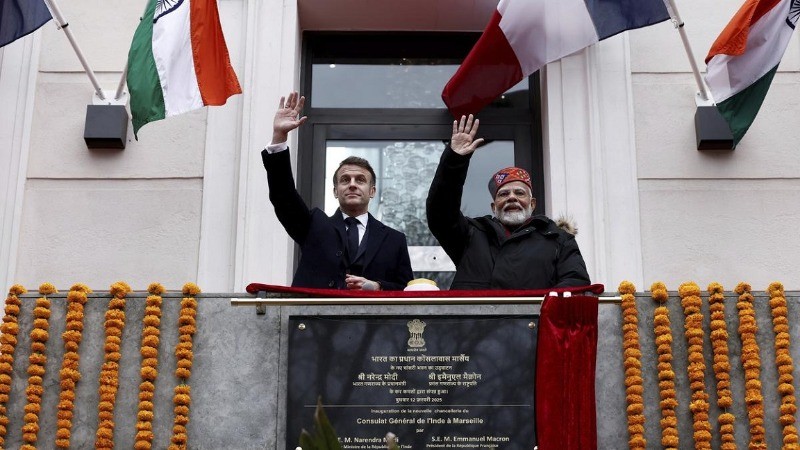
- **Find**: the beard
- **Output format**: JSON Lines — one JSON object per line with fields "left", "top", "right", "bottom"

{"left": 494, "top": 204, "right": 533, "bottom": 227}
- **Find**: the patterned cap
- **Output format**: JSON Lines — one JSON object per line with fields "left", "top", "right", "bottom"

{"left": 488, "top": 167, "right": 532, "bottom": 197}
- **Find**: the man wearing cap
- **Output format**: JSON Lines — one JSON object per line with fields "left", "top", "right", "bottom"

{"left": 426, "top": 114, "right": 590, "bottom": 290}
{"left": 262, "top": 92, "right": 413, "bottom": 291}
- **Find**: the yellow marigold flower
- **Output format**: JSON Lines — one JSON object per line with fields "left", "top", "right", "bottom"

{"left": 27, "top": 365, "right": 45, "bottom": 377}
{"left": 110, "top": 281, "right": 132, "bottom": 298}
{"left": 104, "top": 342, "right": 120, "bottom": 353}
{"left": 627, "top": 384, "right": 644, "bottom": 396}
{"left": 175, "top": 348, "right": 193, "bottom": 361}
{"left": 1, "top": 321, "right": 19, "bottom": 335}
{"left": 61, "top": 330, "right": 82, "bottom": 344}
{"left": 142, "top": 335, "right": 159, "bottom": 348}
{"left": 178, "top": 315, "right": 196, "bottom": 327}
{"left": 182, "top": 282, "right": 201, "bottom": 296}
{"left": 659, "top": 398, "right": 678, "bottom": 409}
{"left": 143, "top": 316, "right": 161, "bottom": 327}
{"left": 29, "top": 353, "right": 46, "bottom": 365}
{"left": 136, "top": 421, "right": 153, "bottom": 431}
{"left": 30, "top": 328, "right": 49, "bottom": 342}
{"left": 734, "top": 282, "right": 751, "bottom": 294}
{"left": 174, "top": 405, "right": 189, "bottom": 416}
{"left": 38, "top": 283, "right": 57, "bottom": 295}
{"left": 109, "top": 298, "right": 126, "bottom": 309}
{"left": 148, "top": 283, "right": 166, "bottom": 295}
{"left": 105, "top": 309, "right": 125, "bottom": 321}
{"left": 145, "top": 305, "right": 162, "bottom": 316}
{"left": 105, "top": 318, "right": 125, "bottom": 330}
{"left": 105, "top": 328, "right": 122, "bottom": 338}
{"left": 4, "top": 305, "right": 20, "bottom": 317}
{"left": 61, "top": 389, "right": 76, "bottom": 402}
{"left": 9, "top": 285, "right": 27, "bottom": 295}
{"left": 707, "top": 282, "right": 723, "bottom": 295}
{"left": 141, "top": 346, "right": 158, "bottom": 359}
{"left": 780, "top": 414, "right": 796, "bottom": 426}
{"left": 181, "top": 298, "right": 198, "bottom": 309}
{"left": 767, "top": 281, "right": 784, "bottom": 296}
{"left": 628, "top": 436, "right": 646, "bottom": 448}
{"left": 141, "top": 366, "right": 158, "bottom": 381}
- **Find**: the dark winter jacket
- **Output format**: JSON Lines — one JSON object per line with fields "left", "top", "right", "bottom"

{"left": 426, "top": 146, "right": 591, "bottom": 290}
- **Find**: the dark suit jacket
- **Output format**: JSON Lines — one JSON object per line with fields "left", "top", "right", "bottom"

{"left": 262, "top": 149, "right": 413, "bottom": 290}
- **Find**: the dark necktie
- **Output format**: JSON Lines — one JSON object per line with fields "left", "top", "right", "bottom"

{"left": 345, "top": 216, "right": 359, "bottom": 263}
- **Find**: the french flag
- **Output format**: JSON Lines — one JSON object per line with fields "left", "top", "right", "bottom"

{"left": 442, "top": 0, "right": 671, "bottom": 118}
{"left": 0, "top": 0, "right": 51, "bottom": 48}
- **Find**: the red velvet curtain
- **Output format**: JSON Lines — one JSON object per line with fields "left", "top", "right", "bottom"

{"left": 535, "top": 294, "right": 599, "bottom": 450}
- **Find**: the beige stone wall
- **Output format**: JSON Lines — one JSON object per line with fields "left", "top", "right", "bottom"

{"left": 630, "top": 0, "right": 800, "bottom": 289}
{"left": 2, "top": 0, "right": 799, "bottom": 292}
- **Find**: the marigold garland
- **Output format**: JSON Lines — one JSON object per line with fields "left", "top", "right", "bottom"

{"left": 169, "top": 282, "right": 200, "bottom": 450}
{"left": 678, "top": 282, "right": 712, "bottom": 449}
{"left": 767, "top": 282, "right": 799, "bottom": 447}
{"left": 707, "top": 282, "right": 736, "bottom": 450}
{"left": 55, "top": 283, "right": 91, "bottom": 449}
{"left": 618, "top": 281, "right": 645, "bottom": 450}
{"left": 735, "top": 282, "right": 766, "bottom": 449}
{"left": 135, "top": 283, "right": 165, "bottom": 450}
{"left": 95, "top": 281, "right": 131, "bottom": 450}
{"left": 21, "top": 282, "right": 57, "bottom": 450}
{"left": 0, "top": 284, "right": 26, "bottom": 447}
{"left": 650, "top": 282, "right": 679, "bottom": 449}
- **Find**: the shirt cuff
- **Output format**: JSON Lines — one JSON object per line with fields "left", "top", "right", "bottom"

{"left": 265, "top": 141, "right": 288, "bottom": 153}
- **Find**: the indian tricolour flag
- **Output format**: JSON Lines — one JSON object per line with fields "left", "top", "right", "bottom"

{"left": 127, "top": 0, "right": 241, "bottom": 137}
{"left": 705, "top": 0, "right": 799, "bottom": 146}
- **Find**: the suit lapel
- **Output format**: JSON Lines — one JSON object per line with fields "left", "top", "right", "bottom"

{"left": 362, "top": 214, "right": 388, "bottom": 267}
{"left": 331, "top": 210, "right": 348, "bottom": 264}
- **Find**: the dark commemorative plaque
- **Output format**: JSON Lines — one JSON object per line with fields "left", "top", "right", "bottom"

{"left": 286, "top": 315, "right": 538, "bottom": 450}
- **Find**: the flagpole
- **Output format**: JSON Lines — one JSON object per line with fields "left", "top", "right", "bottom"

{"left": 661, "top": 0, "right": 712, "bottom": 103}
{"left": 42, "top": 0, "right": 106, "bottom": 101}
{"left": 115, "top": 62, "right": 128, "bottom": 101}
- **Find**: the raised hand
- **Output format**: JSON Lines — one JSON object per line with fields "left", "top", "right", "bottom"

{"left": 450, "top": 114, "right": 485, "bottom": 156}
{"left": 272, "top": 91, "right": 308, "bottom": 144}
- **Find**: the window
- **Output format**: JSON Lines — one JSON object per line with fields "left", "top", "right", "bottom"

{"left": 298, "top": 32, "right": 543, "bottom": 289}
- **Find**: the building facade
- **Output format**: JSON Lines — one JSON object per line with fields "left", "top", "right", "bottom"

{"left": 1, "top": 0, "right": 799, "bottom": 293}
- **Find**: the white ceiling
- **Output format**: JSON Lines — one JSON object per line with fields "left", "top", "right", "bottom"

{"left": 298, "top": 0, "right": 499, "bottom": 32}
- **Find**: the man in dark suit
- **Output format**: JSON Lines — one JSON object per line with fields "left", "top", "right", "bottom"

{"left": 262, "top": 92, "right": 413, "bottom": 290}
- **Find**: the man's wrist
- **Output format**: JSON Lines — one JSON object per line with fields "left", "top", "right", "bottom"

{"left": 272, "top": 132, "right": 288, "bottom": 144}
{"left": 265, "top": 142, "right": 288, "bottom": 154}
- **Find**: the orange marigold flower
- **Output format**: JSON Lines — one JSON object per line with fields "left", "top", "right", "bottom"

{"left": 182, "top": 282, "right": 201, "bottom": 296}
{"left": 9, "top": 285, "right": 27, "bottom": 295}
{"left": 181, "top": 298, "right": 198, "bottom": 309}
{"left": 141, "top": 366, "right": 158, "bottom": 381}
{"left": 38, "top": 283, "right": 57, "bottom": 295}
{"left": 143, "top": 315, "right": 161, "bottom": 327}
